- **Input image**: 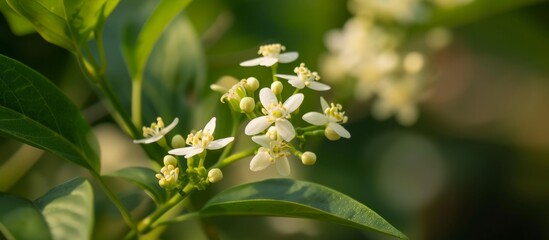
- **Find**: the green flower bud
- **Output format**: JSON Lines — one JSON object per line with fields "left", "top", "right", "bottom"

{"left": 171, "top": 134, "right": 186, "bottom": 148}
{"left": 163, "top": 155, "right": 178, "bottom": 166}
{"left": 240, "top": 97, "right": 255, "bottom": 113}
{"left": 271, "top": 81, "right": 283, "bottom": 95}
{"left": 208, "top": 168, "right": 223, "bottom": 183}
{"left": 301, "top": 151, "right": 317, "bottom": 165}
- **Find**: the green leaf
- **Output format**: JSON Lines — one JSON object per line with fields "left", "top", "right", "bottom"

{"left": 105, "top": 167, "right": 167, "bottom": 205}
{"left": 200, "top": 178, "right": 407, "bottom": 239}
{"left": 0, "top": 54, "right": 100, "bottom": 172}
{"left": 0, "top": 0, "right": 35, "bottom": 36}
{"left": 5, "top": 0, "right": 117, "bottom": 52}
{"left": 0, "top": 194, "right": 52, "bottom": 240}
{"left": 123, "top": 0, "right": 193, "bottom": 78}
{"left": 34, "top": 177, "right": 94, "bottom": 240}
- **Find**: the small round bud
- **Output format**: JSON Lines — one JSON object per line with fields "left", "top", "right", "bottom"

{"left": 163, "top": 155, "right": 178, "bottom": 166}
{"left": 246, "top": 77, "right": 260, "bottom": 91}
{"left": 301, "top": 151, "right": 317, "bottom": 165}
{"left": 239, "top": 97, "right": 255, "bottom": 113}
{"left": 267, "top": 126, "right": 278, "bottom": 140}
{"left": 171, "top": 134, "right": 186, "bottom": 148}
{"left": 208, "top": 168, "right": 223, "bottom": 183}
{"left": 325, "top": 127, "right": 341, "bottom": 141}
{"left": 271, "top": 81, "right": 283, "bottom": 95}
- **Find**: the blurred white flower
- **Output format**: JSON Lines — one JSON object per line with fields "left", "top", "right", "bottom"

{"left": 240, "top": 43, "right": 298, "bottom": 67}
{"left": 249, "top": 134, "right": 291, "bottom": 176}
{"left": 168, "top": 117, "right": 234, "bottom": 158}
{"left": 245, "top": 88, "right": 303, "bottom": 141}
{"left": 276, "top": 63, "right": 330, "bottom": 91}
{"left": 303, "top": 97, "right": 351, "bottom": 139}
{"left": 134, "top": 117, "right": 179, "bottom": 144}
{"left": 372, "top": 77, "right": 422, "bottom": 126}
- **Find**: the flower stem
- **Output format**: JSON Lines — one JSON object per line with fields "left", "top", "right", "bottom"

{"left": 212, "top": 148, "right": 257, "bottom": 169}
{"left": 271, "top": 63, "right": 279, "bottom": 82}
{"left": 151, "top": 212, "right": 200, "bottom": 228}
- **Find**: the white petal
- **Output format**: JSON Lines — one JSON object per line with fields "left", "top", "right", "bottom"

{"left": 278, "top": 52, "right": 299, "bottom": 63}
{"left": 274, "top": 74, "right": 297, "bottom": 81}
{"left": 320, "top": 97, "right": 329, "bottom": 111}
{"left": 283, "top": 93, "right": 304, "bottom": 114}
{"left": 307, "top": 81, "right": 331, "bottom": 91}
{"left": 328, "top": 122, "right": 351, "bottom": 139}
{"left": 240, "top": 57, "right": 265, "bottom": 67}
{"left": 133, "top": 135, "right": 163, "bottom": 144}
{"left": 397, "top": 104, "right": 418, "bottom": 126}
{"left": 288, "top": 78, "right": 305, "bottom": 89}
{"left": 259, "top": 88, "right": 277, "bottom": 107}
{"left": 168, "top": 146, "right": 195, "bottom": 156}
{"left": 203, "top": 117, "right": 216, "bottom": 134}
{"left": 250, "top": 151, "right": 271, "bottom": 171}
{"left": 276, "top": 119, "right": 295, "bottom": 142}
{"left": 302, "top": 112, "right": 328, "bottom": 126}
{"left": 251, "top": 135, "right": 271, "bottom": 147}
{"left": 207, "top": 137, "right": 234, "bottom": 150}
{"left": 275, "top": 157, "right": 290, "bottom": 176}
{"left": 160, "top": 118, "right": 179, "bottom": 134}
{"left": 184, "top": 147, "right": 205, "bottom": 159}
{"left": 259, "top": 57, "right": 279, "bottom": 67}
{"left": 245, "top": 116, "right": 272, "bottom": 135}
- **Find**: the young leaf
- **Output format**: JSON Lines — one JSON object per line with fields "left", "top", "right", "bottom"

{"left": 0, "top": 0, "right": 35, "bottom": 36}
{"left": 0, "top": 54, "right": 100, "bottom": 172}
{"left": 0, "top": 194, "right": 52, "bottom": 240}
{"left": 105, "top": 167, "right": 167, "bottom": 205}
{"left": 5, "top": 0, "right": 117, "bottom": 52}
{"left": 34, "top": 177, "right": 94, "bottom": 240}
{"left": 200, "top": 178, "right": 407, "bottom": 239}
{"left": 123, "top": 0, "right": 193, "bottom": 78}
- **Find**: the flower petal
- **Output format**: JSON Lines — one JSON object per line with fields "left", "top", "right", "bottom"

{"left": 274, "top": 74, "right": 298, "bottom": 81}
{"left": 259, "top": 57, "right": 279, "bottom": 67}
{"left": 207, "top": 137, "right": 234, "bottom": 150}
{"left": 288, "top": 78, "right": 305, "bottom": 89}
{"left": 320, "top": 97, "right": 329, "bottom": 111}
{"left": 328, "top": 122, "right": 351, "bottom": 139}
{"left": 184, "top": 147, "right": 205, "bottom": 159}
{"left": 275, "top": 157, "right": 290, "bottom": 176}
{"left": 259, "top": 88, "right": 277, "bottom": 106}
{"left": 283, "top": 93, "right": 304, "bottom": 114}
{"left": 302, "top": 112, "right": 328, "bottom": 126}
{"left": 204, "top": 117, "right": 216, "bottom": 134}
{"left": 276, "top": 119, "right": 295, "bottom": 142}
{"left": 245, "top": 116, "right": 272, "bottom": 135}
{"left": 251, "top": 135, "right": 271, "bottom": 147}
{"left": 240, "top": 57, "right": 265, "bottom": 67}
{"left": 168, "top": 146, "right": 195, "bottom": 156}
{"left": 160, "top": 118, "right": 179, "bottom": 134}
{"left": 278, "top": 52, "right": 299, "bottom": 63}
{"left": 307, "top": 81, "right": 331, "bottom": 91}
{"left": 133, "top": 135, "right": 163, "bottom": 144}
{"left": 250, "top": 150, "right": 271, "bottom": 171}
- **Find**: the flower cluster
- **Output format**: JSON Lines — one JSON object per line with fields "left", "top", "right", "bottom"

{"left": 322, "top": 0, "right": 473, "bottom": 125}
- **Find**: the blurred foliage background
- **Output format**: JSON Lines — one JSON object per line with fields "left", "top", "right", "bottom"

{"left": 2, "top": 0, "right": 549, "bottom": 239}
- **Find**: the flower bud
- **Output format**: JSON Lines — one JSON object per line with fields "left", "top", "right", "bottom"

{"left": 208, "top": 168, "right": 223, "bottom": 183}
{"left": 271, "top": 81, "right": 283, "bottom": 95}
{"left": 239, "top": 97, "right": 255, "bottom": 113}
{"left": 163, "top": 155, "right": 178, "bottom": 166}
{"left": 301, "top": 151, "right": 317, "bottom": 165}
{"left": 171, "top": 134, "right": 186, "bottom": 148}
{"left": 246, "top": 77, "right": 260, "bottom": 91}
{"left": 324, "top": 126, "right": 341, "bottom": 141}
{"left": 267, "top": 126, "right": 278, "bottom": 140}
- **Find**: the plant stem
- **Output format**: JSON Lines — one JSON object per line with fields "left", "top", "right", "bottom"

{"left": 212, "top": 148, "right": 257, "bottom": 169}
{"left": 152, "top": 212, "right": 200, "bottom": 228}
{"left": 90, "top": 171, "right": 137, "bottom": 234}
{"left": 0, "top": 144, "right": 43, "bottom": 191}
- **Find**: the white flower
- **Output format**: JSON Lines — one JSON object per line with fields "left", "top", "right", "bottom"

{"left": 134, "top": 117, "right": 179, "bottom": 144}
{"left": 276, "top": 63, "right": 331, "bottom": 91}
{"left": 372, "top": 77, "right": 420, "bottom": 126}
{"left": 168, "top": 117, "right": 234, "bottom": 158}
{"left": 249, "top": 134, "right": 291, "bottom": 176}
{"left": 240, "top": 43, "right": 298, "bottom": 67}
{"left": 302, "top": 97, "right": 351, "bottom": 139}
{"left": 244, "top": 88, "right": 303, "bottom": 141}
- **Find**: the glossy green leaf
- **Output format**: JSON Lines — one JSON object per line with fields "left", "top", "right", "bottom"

{"left": 200, "top": 178, "right": 407, "bottom": 239}
{"left": 34, "top": 178, "right": 94, "bottom": 240}
{"left": 123, "top": 0, "right": 193, "bottom": 78}
{"left": 5, "top": 0, "right": 117, "bottom": 52}
{"left": 105, "top": 167, "right": 167, "bottom": 205}
{"left": 0, "top": 194, "right": 52, "bottom": 240}
{"left": 0, "top": 0, "right": 35, "bottom": 35}
{"left": 0, "top": 54, "right": 100, "bottom": 172}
